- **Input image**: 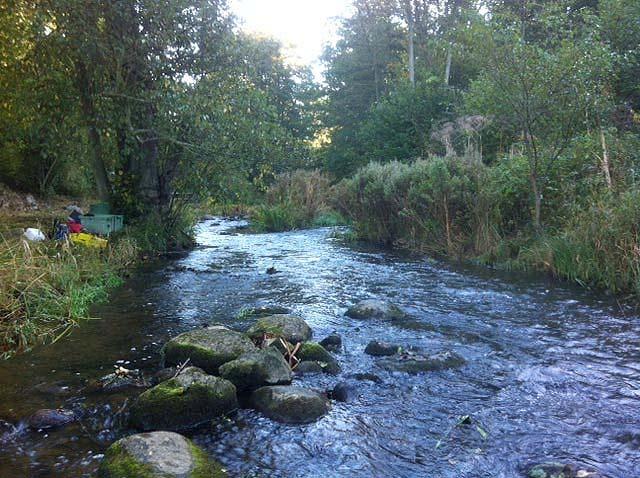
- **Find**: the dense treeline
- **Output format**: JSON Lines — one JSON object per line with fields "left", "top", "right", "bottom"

{"left": 0, "top": 0, "right": 314, "bottom": 233}
{"left": 314, "top": 0, "right": 640, "bottom": 295}
{"left": 2, "top": 0, "right": 640, "bottom": 298}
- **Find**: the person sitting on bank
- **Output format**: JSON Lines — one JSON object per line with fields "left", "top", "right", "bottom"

{"left": 67, "top": 208, "right": 83, "bottom": 234}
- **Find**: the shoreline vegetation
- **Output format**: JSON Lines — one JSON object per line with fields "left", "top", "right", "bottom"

{"left": 0, "top": 193, "right": 194, "bottom": 359}
{"left": 250, "top": 167, "right": 640, "bottom": 302}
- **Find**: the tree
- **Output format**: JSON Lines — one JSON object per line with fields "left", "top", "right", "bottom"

{"left": 466, "top": 4, "right": 613, "bottom": 230}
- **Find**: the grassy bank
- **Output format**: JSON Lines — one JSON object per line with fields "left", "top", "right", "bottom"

{"left": 331, "top": 157, "right": 640, "bottom": 299}
{"left": 0, "top": 235, "right": 138, "bottom": 358}
{"left": 0, "top": 191, "right": 195, "bottom": 359}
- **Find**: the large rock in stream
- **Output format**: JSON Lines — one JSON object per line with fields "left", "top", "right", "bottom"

{"left": 345, "top": 299, "right": 407, "bottom": 321}
{"left": 364, "top": 340, "right": 400, "bottom": 356}
{"left": 162, "top": 325, "right": 256, "bottom": 374}
{"left": 218, "top": 348, "right": 292, "bottom": 391}
{"left": 376, "top": 351, "right": 465, "bottom": 374}
{"left": 129, "top": 367, "right": 237, "bottom": 431}
{"left": 246, "top": 314, "right": 312, "bottom": 344}
{"left": 99, "top": 431, "right": 226, "bottom": 478}
{"left": 252, "top": 385, "right": 330, "bottom": 424}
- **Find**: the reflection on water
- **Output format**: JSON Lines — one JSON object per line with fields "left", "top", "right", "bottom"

{"left": 1, "top": 218, "right": 639, "bottom": 477}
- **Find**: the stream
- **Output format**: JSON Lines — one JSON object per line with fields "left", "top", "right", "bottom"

{"left": 1, "top": 218, "right": 639, "bottom": 477}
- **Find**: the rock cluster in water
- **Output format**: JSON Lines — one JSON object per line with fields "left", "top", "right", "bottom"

{"left": 97, "top": 298, "right": 476, "bottom": 477}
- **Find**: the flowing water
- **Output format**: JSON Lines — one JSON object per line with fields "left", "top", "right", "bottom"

{"left": 1, "top": 219, "right": 639, "bottom": 477}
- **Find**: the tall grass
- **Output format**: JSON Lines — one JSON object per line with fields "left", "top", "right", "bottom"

{"left": 0, "top": 235, "right": 138, "bottom": 359}
{"left": 335, "top": 157, "right": 640, "bottom": 297}
{"left": 251, "top": 170, "right": 346, "bottom": 232}
{"left": 519, "top": 192, "right": 640, "bottom": 295}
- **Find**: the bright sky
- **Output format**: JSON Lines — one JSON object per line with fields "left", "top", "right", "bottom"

{"left": 229, "top": 0, "right": 353, "bottom": 78}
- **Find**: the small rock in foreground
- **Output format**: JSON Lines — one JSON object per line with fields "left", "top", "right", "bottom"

{"left": 98, "top": 431, "right": 226, "bottom": 478}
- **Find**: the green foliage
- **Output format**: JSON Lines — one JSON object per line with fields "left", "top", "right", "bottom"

{"left": 519, "top": 191, "right": 640, "bottom": 295}
{"left": 336, "top": 157, "right": 482, "bottom": 252}
{"left": 251, "top": 203, "right": 300, "bottom": 233}
{"left": 0, "top": 235, "right": 138, "bottom": 359}
{"left": 251, "top": 170, "right": 340, "bottom": 232}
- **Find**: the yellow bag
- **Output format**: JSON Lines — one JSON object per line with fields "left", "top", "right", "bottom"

{"left": 69, "top": 232, "right": 108, "bottom": 249}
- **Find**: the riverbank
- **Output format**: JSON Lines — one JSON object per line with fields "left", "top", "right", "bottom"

{"left": 0, "top": 187, "right": 193, "bottom": 359}
{"left": 0, "top": 189, "right": 140, "bottom": 358}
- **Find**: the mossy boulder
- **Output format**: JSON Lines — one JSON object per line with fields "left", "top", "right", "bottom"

{"left": 162, "top": 325, "right": 256, "bottom": 374}
{"left": 218, "top": 348, "right": 292, "bottom": 392}
{"left": 294, "top": 361, "right": 324, "bottom": 375}
{"left": 364, "top": 340, "right": 400, "bottom": 356}
{"left": 377, "top": 351, "right": 465, "bottom": 374}
{"left": 345, "top": 299, "right": 406, "bottom": 321}
{"left": 98, "top": 431, "right": 226, "bottom": 478}
{"left": 246, "top": 314, "right": 312, "bottom": 344}
{"left": 252, "top": 386, "right": 330, "bottom": 424}
{"left": 297, "top": 342, "right": 340, "bottom": 374}
{"left": 527, "top": 463, "right": 606, "bottom": 478}
{"left": 129, "top": 367, "right": 237, "bottom": 431}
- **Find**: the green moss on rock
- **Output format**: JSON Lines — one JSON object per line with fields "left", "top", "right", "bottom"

{"left": 99, "top": 431, "right": 227, "bottom": 478}
{"left": 129, "top": 367, "right": 237, "bottom": 431}
{"left": 162, "top": 326, "right": 256, "bottom": 374}
{"left": 218, "top": 348, "right": 291, "bottom": 391}
{"left": 297, "top": 342, "right": 340, "bottom": 374}
{"left": 246, "top": 314, "right": 312, "bottom": 344}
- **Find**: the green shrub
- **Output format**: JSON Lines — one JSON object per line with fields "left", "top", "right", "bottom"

{"left": 252, "top": 169, "right": 342, "bottom": 231}
{"left": 519, "top": 191, "right": 640, "bottom": 294}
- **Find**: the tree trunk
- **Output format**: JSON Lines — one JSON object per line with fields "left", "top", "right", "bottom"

{"left": 598, "top": 121, "right": 612, "bottom": 189}
{"left": 406, "top": 1, "right": 415, "bottom": 87}
{"left": 139, "top": 105, "right": 161, "bottom": 207}
{"left": 76, "top": 62, "right": 110, "bottom": 201}
{"left": 530, "top": 170, "right": 541, "bottom": 232}
{"left": 444, "top": 194, "right": 453, "bottom": 252}
{"left": 445, "top": 44, "right": 452, "bottom": 85}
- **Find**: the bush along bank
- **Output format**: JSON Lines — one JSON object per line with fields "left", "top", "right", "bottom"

{"left": 249, "top": 170, "right": 347, "bottom": 232}
{"left": 333, "top": 155, "right": 640, "bottom": 299}
{"left": 0, "top": 212, "right": 195, "bottom": 359}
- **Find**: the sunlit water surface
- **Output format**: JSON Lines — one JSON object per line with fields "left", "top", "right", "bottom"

{"left": 1, "top": 219, "right": 639, "bottom": 477}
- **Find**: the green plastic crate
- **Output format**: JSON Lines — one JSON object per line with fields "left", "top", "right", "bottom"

{"left": 89, "top": 202, "right": 111, "bottom": 215}
{"left": 81, "top": 214, "right": 124, "bottom": 236}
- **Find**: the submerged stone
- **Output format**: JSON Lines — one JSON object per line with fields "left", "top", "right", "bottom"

{"left": 319, "top": 334, "right": 342, "bottom": 352}
{"left": 162, "top": 325, "right": 256, "bottom": 374}
{"left": 527, "top": 462, "right": 606, "bottom": 478}
{"left": 129, "top": 367, "right": 237, "bottom": 432}
{"left": 218, "top": 348, "right": 292, "bottom": 392}
{"left": 98, "top": 431, "right": 226, "bottom": 478}
{"left": 377, "top": 351, "right": 465, "bottom": 374}
{"left": 237, "top": 305, "right": 291, "bottom": 320}
{"left": 252, "top": 385, "right": 330, "bottom": 424}
{"left": 364, "top": 340, "right": 400, "bottom": 356}
{"left": 330, "top": 381, "right": 359, "bottom": 403}
{"left": 27, "top": 409, "right": 75, "bottom": 430}
{"left": 246, "top": 314, "right": 312, "bottom": 344}
{"left": 87, "top": 371, "right": 151, "bottom": 393}
{"left": 345, "top": 299, "right": 407, "bottom": 321}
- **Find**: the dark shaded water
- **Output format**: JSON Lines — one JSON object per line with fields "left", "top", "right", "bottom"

{"left": 1, "top": 219, "right": 640, "bottom": 477}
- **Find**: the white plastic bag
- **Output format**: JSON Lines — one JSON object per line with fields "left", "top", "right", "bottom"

{"left": 23, "top": 228, "right": 46, "bottom": 241}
